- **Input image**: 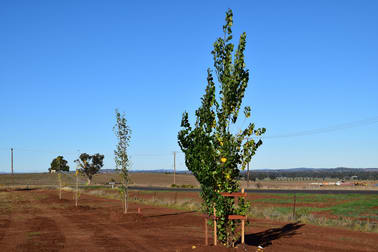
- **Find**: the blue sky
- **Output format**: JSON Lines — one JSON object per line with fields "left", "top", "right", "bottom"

{"left": 0, "top": 0, "right": 377, "bottom": 173}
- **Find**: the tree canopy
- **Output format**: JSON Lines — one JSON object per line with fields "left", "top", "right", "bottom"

{"left": 75, "top": 153, "right": 104, "bottom": 184}
{"left": 49, "top": 156, "right": 69, "bottom": 173}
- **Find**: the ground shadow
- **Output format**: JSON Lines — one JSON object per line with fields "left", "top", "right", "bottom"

{"left": 14, "top": 187, "right": 37, "bottom": 191}
{"left": 147, "top": 211, "right": 197, "bottom": 218}
{"left": 242, "top": 222, "right": 304, "bottom": 247}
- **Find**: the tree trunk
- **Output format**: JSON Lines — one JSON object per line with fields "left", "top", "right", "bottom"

{"left": 75, "top": 172, "right": 78, "bottom": 207}
{"left": 124, "top": 192, "right": 127, "bottom": 214}
{"left": 59, "top": 176, "right": 62, "bottom": 200}
{"left": 126, "top": 188, "right": 128, "bottom": 213}
{"left": 87, "top": 178, "right": 91, "bottom": 185}
{"left": 124, "top": 180, "right": 128, "bottom": 214}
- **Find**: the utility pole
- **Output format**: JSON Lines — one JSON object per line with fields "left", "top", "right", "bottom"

{"left": 173, "top": 151, "right": 176, "bottom": 185}
{"left": 11, "top": 148, "right": 14, "bottom": 175}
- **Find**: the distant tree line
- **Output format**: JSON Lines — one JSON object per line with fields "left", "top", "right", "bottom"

{"left": 241, "top": 168, "right": 378, "bottom": 181}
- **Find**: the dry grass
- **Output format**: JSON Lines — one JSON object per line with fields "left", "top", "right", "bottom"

{"left": 92, "top": 173, "right": 200, "bottom": 187}
{"left": 0, "top": 173, "right": 200, "bottom": 188}
{"left": 1, "top": 172, "right": 376, "bottom": 190}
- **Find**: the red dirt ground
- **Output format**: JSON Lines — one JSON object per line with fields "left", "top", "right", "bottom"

{"left": 0, "top": 189, "right": 377, "bottom": 252}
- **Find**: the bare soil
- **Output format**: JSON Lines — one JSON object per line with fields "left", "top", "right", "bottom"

{"left": 0, "top": 189, "right": 377, "bottom": 252}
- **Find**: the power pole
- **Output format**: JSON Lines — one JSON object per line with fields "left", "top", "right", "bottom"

{"left": 11, "top": 148, "right": 14, "bottom": 175}
{"left": 173, "top": 151, "right": 176, "bottom": 185}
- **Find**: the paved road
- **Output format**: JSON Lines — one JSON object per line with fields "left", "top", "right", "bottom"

{"left": 128, "top": 186, "right": 378, "bottom": 194}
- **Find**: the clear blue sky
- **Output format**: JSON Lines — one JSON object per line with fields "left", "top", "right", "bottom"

{"left": 1, "top": 0, "right": 377, "bottom": 173}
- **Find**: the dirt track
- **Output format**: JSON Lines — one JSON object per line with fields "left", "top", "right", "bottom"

{"left": 0, "top": 189, "right": 377, "bottom": 251}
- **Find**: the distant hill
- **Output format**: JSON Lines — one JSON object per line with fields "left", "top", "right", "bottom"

{"left": 240, "top": 167, "right": 378, "bottom": 180}
{"left": 252, "top": 167, "right": 378, "bottom": 173}
{"left": 259, "top": 168, "right": 377, "bottom": 173}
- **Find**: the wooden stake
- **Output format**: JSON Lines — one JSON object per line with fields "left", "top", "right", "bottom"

{"left": 124, "top": 192, "right": 127, "bottom": 214}
{"left": 292, "top": 193, "right": 296, "bottom": 220}
{"left": 242, "top": 220, "right": 245, "bottom": 244}
{"left": 213, "top": 207, "right": 217, "bottom": 246}
{"left": 241, "top": 188, "right": 245, "bottom": 244}
{"left": 204, "top": 218, "right": 208, "bottom": 246}
{"left": 57, "top": 173, "right": 63, "bottom": 200}
{"left": 59, "top": 174, "right": 62, "bottom": 200}
{"left": 75, "top": 170, "right": 78, "bottom": 207}
{"left": 173, "top": 151, "right": 176, "bottom": 185}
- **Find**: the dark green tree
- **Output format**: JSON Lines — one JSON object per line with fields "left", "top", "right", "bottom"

{"left": 178, "top": 9, "right": 265, "bottom": 246}
{"left": 113, "top": 109, "right": 132, "bottom": 214}
{"left": 49, "top": 156, "right": 69, "bottom": 173}
{"left": 75, "top": 153, "right": 104, "bottom": 184}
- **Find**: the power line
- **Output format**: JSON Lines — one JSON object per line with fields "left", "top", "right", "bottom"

{"left": 1, "top": 116, "right": 377, "bottom": 156}
{"left": 262, "top": 116, "right": 378, "bottom": 139}
{"left": 0, "top": 147, "right": 77, "bottom": 155}
{"left": 132, "top": 153, "right": 172, "bottom": 157}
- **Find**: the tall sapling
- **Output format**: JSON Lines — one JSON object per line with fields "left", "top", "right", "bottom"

{"left": 113, "top": 109, "right": 132, "bottom": 214}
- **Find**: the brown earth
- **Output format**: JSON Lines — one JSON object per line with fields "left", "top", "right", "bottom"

{"left": 0, "top": 189, "right": 377, "bottom": 252}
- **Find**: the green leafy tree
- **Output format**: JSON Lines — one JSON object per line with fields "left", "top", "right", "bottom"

{"left": 113, "top": 109, "right": 132, "bottom": 214}
{"left": 49, "top": 156, "right": 69, "bottom": 200}
{"left": 178, "top": 9, "right": 265, "bottom": 246}
{"left": 75, "top": 153, "right": 104, "bottom": 185}
{"left": 49, "top": 156, "right": 70, "bottom": 173}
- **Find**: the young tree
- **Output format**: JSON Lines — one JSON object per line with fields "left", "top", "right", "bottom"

{"left": 49, "top": 156, "right": 70, "bottom": 200}
{"left": 178, "top": 9, "right": 265, "bottom": 246}
{"left": 75, "top": 153, "right": 104, "bottom": 184}
{"left": 113, "top": 109, "right": 132, "bottom": 214}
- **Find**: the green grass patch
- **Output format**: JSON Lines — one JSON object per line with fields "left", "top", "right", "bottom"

{"left": 325, "top": 196, "right": 378, "bottom": 218}
{"left": 252, "top": 193, "right": 378, "bottom": 219}
{"left": 27, "top": 231, "right": 41, "bottom": 237}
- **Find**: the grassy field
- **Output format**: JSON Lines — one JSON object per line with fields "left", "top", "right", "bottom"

{"left": 1, "top": 172, "right": 377, "bottom": 190}
{"left": 249, "top": 193, "right": 378, "bottom": 232}
{"left": 70, "top": 187, "right": 378, "bottom": 233}
{"left": 252, "top": 193, "right": 378, "bottom": 219}
{"left": 0, "top": 172, "right": 199, "bottom": 188}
